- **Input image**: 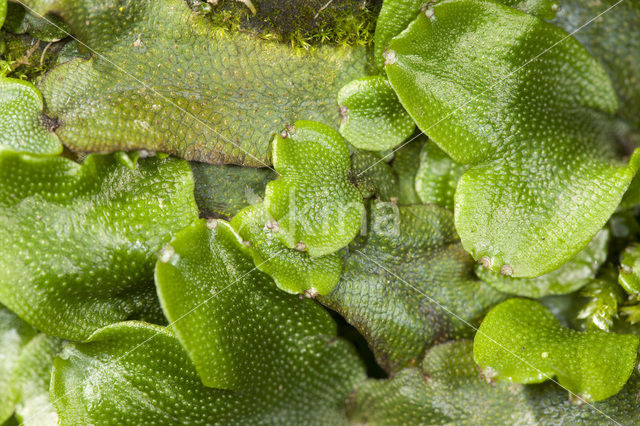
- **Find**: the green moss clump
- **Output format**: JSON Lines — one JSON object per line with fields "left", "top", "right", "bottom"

{"left": 188, "top": 0, "right": 380, "bottom": 51}
{"left": 0, "top": 32, "right": 66, "bottom": 82}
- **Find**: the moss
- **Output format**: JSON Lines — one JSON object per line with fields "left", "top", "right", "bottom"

{"left": 188, "top": 0, "right": 380, "bottom": 51}
{"left": 0, "top": 31, "right": 66, "bottom": 82}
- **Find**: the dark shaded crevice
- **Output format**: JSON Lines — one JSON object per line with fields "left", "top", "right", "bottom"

{"left": 41, "top": 113, "right": 60, "bottom": 132}
{"left": 328, "top": 308, "right": 388, "bottom": 379}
